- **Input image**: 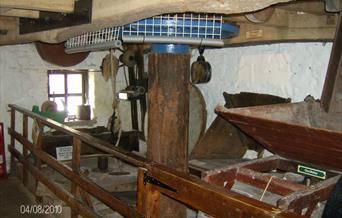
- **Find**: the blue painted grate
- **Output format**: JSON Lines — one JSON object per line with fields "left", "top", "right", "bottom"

{"left": 65, "top": 13, "right": 239, "bottom": 53}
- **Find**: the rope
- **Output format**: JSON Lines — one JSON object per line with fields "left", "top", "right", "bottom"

{"left": 109, "top": 49, "right": 122, "bottom": 147}
{"left": 260, "top": 176, "right": 275, "bottom": 201}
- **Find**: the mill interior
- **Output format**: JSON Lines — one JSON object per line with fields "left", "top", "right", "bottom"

{"left": 0, "top": 0, "right": 342, "bottom": 217}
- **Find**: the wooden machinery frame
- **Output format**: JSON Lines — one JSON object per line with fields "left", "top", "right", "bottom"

{"left": 203, "top": 156, "right": 340, "bottom": 217}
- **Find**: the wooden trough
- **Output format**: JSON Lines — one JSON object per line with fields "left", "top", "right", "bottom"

{"left": 215, "top": 100, "right": 342, "bottom": 171}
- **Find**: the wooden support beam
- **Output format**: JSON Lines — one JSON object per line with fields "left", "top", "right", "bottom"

{"left": 71, "top": 137, "right": 81, "bottom": 218}
{"left": 148, "top": 53, "right": 190, "bottom": 217}
{"left": 0, "top": 16, "right": 18, "bottom": 30}
{"left": 0, "top": 9, "right": 39, "bottom": 19}
{"left": 277, "top": 176, "right": 340, "bottom": 211}
{"left": 321, "top": 13, "right": 342, "bottom": 112}
{"left": 277, "top": 1, "right": 326, "bottom": 15}
{"left": 236, "top": 168, "right": 307, "bottom": 196}
{"left": 224, "top": 9, "right": 337, "bottom": 46}
{"left": 0, "top": 0, "right": 75, "bottom": 13}
{"left": 9, "top": 108, "right": 16, "bottom": 173}
{"left": 22, "top": 114, "right": 28, "bottom": 186}
{"left": 203, "top": 155, "right": 281, "bottom": 186}
{"left": 149, "top": 163, "right": 302, "bottom": 218}
{"left": 0, "top": 0, "right": 301, "bottom": 45}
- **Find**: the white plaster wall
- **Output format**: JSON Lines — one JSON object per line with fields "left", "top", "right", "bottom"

{"left": 0, "top": 42, "right": 333, "bottom": 171}
{"left": 0, "top": 44, "right": 130, "bottom": 171}
{"left": 192, "top": 42, "right": 333, "bottom": 126}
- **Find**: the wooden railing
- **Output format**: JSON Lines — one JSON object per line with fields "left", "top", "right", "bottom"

{"left": 8, "top": 104, "right": 302, "bottom": 218}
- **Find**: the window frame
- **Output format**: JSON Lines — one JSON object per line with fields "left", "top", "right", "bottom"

{"left": 47, "top": 70, "right": 89, "bottom": 112}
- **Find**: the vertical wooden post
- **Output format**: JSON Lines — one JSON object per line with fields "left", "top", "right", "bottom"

{"left": 321, "top": 13, "right": 342, "bottom": 113}
{"left": 22, "top": 114, "right": 28, "bottom": 186}
{"left": 10, "top": 108, "right": 15, "bottom": 146}
{"left": 32, "top": 121, "right": 44, "bottom": 199}
{"left": 35, "top": 122, "right": 43, "bottom": 169}
{"left": 147, "top": 53, "right": 190, "bottom": 217}
{"left": 137, "top": 168, "right": 146, "bottom": 214}
{"left": 128, "top": 66, "right": 139, "bottom": 130}
{"left": 71, "top": 137, "right": 81, "bottom": 218}
{"left": 10, "top": 108, "right": 16, "bottom": 172}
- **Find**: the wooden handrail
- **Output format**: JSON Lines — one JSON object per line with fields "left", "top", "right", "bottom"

{"left": 8, "top": 104, "right": 148, "bottom": 168}
{"left": 9, "top": 128, "right": 142, "bottom": 218}
{"left": 10, "top": 147, "right": 100, "bottom": 218}
{"left": 8, "top": 104, "right": 304, "bottom": 218}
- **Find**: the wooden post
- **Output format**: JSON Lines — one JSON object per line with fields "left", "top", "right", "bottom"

{"left": 321, "top": 13, "right": 342, "bottom": 113}
{"left": 35, "top": 121, "right": 43, "bottom": 169}
{"left": 137, "top": 168, "right": 161, "bottom": 217}
{"left": 71, "top": 137, "right": 81, "bottom": 218}
{"left": 128, "top": 66, "right": 139, "bottom": 130}
{"left": 10, "top": 108, "right": 16, "bottom": 172}
{"left": 147, "top": 53, "right": 190, "bottom": 217}
{"left": 22, "top": 114, "right": 28, "bottom": 186}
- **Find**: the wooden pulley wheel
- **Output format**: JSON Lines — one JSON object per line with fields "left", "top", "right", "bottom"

{"left": 35, "top": 41, "right": 89, "bottom": 67}
{"left": 245, "top": 7, "right": 275, "bottom": 23}
{"left": 119, "top": 50, "right": 137, "bottom": 67}
{"left": 101, "top": 53, "right": 119, "bottom": 81}
{"left": 191, "top": 48, "right": 212, "bottom": 84}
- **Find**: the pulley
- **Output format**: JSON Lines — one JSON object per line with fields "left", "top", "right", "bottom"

{"left": 191, "top": 47, "right": 212, "bottom": 84}
{"left": 120, "top": 49, "right": 137, "bottom": 67}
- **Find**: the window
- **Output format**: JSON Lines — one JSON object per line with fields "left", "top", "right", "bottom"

{"left": 48, "top": 70, "right": 88, "bottom": 116}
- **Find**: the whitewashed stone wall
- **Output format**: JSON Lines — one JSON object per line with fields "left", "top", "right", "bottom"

{"left": 192, "top": 42, "right": 332, "bottom": 126}
{"left": 0, "top": 42, "right": 333, "bottom": 170}
{"left": 0, "top": 44, "right": 129, "bottom": 171}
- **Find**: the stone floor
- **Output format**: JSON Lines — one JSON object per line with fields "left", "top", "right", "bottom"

{"left": 0, "top": 176, "right": 49, "bottom": 218}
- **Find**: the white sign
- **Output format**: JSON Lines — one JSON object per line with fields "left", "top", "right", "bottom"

{"left": 56, "top": 146, "right": 73, "bottom": 161}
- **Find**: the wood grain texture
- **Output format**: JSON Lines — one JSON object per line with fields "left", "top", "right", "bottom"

{"left": 0, "top": 0, "right": 75, "bottom": 13}
{"left": 150, "top": 163, "right": 302, "bottom": 218}
{"left": 0, "top": 0, "right": 299, "bottom": 45}
{"left": 215, "top": 101, "right": 342, "bottom": 171}
{"left": 0, "top": 9, "right": 40, "bottom": 19}
{"left": 10, "top": 104, "right": 308, "bottom": 217}
{"left": 35, "top": 42, "right": 89, "bottom": 67}
{"left": 321, "top": 13, "right": 342, "bottom": 113}
{"left": 225, "top": 8, "right": 337, "bottom": 46}
{"left": 9, "top": 129, "right": 142, "bottom": 217}
{"left": 10, "top": 147, "right": 98, "bottom": 218}
{"left": 147, "top": 53, "right": 190, "bottom": 217}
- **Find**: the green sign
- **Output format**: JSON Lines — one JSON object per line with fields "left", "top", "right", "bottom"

{"left": 297, "top": 165, "right": 326, "bottom": 179}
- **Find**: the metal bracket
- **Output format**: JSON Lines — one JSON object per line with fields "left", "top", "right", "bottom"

{"left": 143, "top": 172, "right": 177, "bottom": 192}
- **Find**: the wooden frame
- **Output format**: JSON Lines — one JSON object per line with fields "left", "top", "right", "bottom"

{"left": 203, "top": 156, "right": 340, "bottom": 217}
{"left": 47, "top": 70, "right": 88, "bottom": 113}
{"left": 8, "top": 104, "right": 300, "bottom": 217}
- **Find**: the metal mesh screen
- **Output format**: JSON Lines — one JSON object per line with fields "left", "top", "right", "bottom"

{"left": 65, "top": 27, "right": 122, "bottom": 53}
{"left": 65, "top": 13, "right": 238, "bottom": 53}
{"left": 122, "top": 14, "right": 223, "bottom": 39}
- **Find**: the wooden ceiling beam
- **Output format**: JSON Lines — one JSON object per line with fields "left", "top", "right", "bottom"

{"left": 0, "top": 9, "right": 40, "bottom": 19}
{"left": 0, "top": 16, "right": 18, "bottom": 30}
{"left": 0, "top": 0, "right": 75, "bottom": 13}
{"left": 224, "top": 9, "right": 337, "bottom": 45}
{"left": 0, "top": 0, "right": 308, "bottom": 45}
